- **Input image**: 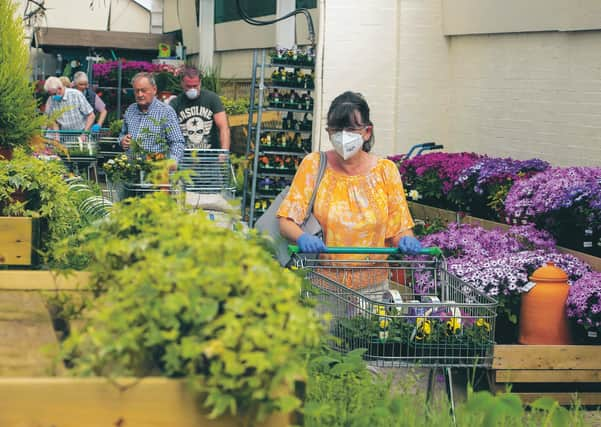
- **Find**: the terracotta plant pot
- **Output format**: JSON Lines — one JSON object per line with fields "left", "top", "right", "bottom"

{"left": 519, "top": 262, "right": 572, "bottom": 345}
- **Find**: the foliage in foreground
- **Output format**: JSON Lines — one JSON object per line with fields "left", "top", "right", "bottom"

{"left": 304, "top": 348, "right": 590, "bottom": 427}
{"left": 58, "top": 193, "right": 322, "bottom": 422}
{"left": 0, "top": 0, "right": 46, "bottom": 149}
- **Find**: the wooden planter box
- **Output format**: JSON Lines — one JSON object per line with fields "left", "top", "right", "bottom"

{"left": 492, "top": 345, "right": 601, "bottom": 405}
{"left": 0, "top": 272, "right": 299, "bottom": 426}
{"left": 407, "top": 201, "right": 461, "bottom": 225}
{"left": 0, "top": 377, "right": 297, "bottom": 427}
{"left": 228, "top": 111, "right": 281, "bottom": 128}
{"left": 0, "top": 217, "right": 37, "bottom": 266}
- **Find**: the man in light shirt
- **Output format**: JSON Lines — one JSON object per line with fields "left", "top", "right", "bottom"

{"left": 44, "top": 76, "right": 95, "bottom": 133}
{"left": 119, "top": 72, "right": 185, "bottom": 164}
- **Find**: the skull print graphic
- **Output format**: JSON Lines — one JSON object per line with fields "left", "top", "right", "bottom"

{"left": 184, "top": 117, "right": 213, "bottom": 149}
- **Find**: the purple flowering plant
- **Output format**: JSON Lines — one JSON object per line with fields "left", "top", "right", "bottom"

{"left": 397, "top": 152, "right": 481, "bottom": 209}
{"left": 413, "top": 223, "right": 590, "bottom": 342}
{"left": 453, "top": 157, "right": 550, "bottom": 220}
{"left": 504, "top": 167, "right": 601, "bottom": 250}
{"left": 92, "top": 60, "right": 159, "bottom": 83}
{"left": 567, "top": 271, "right": 601, "bottom": 333}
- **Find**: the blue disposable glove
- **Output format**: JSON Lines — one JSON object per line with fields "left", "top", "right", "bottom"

{"left": 398, "top": 236, "right": 423, "bottom": 255}
{"left": 91, "top": 124, "right": 101, "bottom": 133}
{"left": 297, "top": 233, "right": 327, "bottom": 253}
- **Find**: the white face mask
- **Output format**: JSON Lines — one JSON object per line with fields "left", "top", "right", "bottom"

{"left": 330, "top": 131, "right": 363, "bottom": 160}
{"left": 185, "top": 88, "right": 199, "bottom": 99}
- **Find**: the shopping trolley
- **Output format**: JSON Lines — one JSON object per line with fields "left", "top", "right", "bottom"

{"left": 178, "top": 149, "right": 237, "bottom": 198}
{"left": 94, "top": 127, "right": 123, "bottom": 182}
{"left": 43, "top": 129, "right": 99, "bottom": 182}
{"left": 291, "top": 245, "right": 498, "bottom": 415}
{"left": 106, "top": 172, "right": 182, "bottom": 202}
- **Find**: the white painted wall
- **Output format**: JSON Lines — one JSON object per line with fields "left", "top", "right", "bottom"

{"left": 447, "top": 32, "right": 601, "bottom": 166}
{"left": 317, "top": 0, "right": 601, "bottom": 166}
{"left": 16, "top": 0, "right": 150, "bottom": 32}
{"left": 395, "top": 0, "right": 450, "bottom": 157}
{"left": 316, "top": 0, "right": 399, "bottom": 154}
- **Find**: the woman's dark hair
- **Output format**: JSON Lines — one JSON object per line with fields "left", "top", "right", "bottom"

{"left": 326, "top": 91, "right": 374, "bottom": 152}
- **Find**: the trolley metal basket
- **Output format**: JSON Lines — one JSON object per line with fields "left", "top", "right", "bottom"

{"left": 292, "top": 246, "right": 498, "bottom": 369}
{"left": 43, "top": 129, "right": 99, "bottom": 182}
{"left": 178, "top": 148, "right": 237, "bottom": 198}
{"left": 106, "top": 175, "right": 182, "bottom": 202}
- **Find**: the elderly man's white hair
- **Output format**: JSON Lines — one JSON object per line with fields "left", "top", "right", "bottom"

{"left": 44, "top": 76, "right": 64, "bottom": 92}
{"left": 73, "top": 71, "right": 89, "bottom": 84}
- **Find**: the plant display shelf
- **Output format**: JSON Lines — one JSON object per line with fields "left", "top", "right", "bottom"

{"left": 242, "top": 48, "right": 316, "bottom": 227}
{"left": 407, "top": 201, "right": 601, "bottom": 272}
{"left": 491, "top": 345, "right": 601, "bottom": 406}
{"left": 259, "top": 128, "right": 312, "bottom": 134}
{"left": 263, "top": 83, "right": 315, "bottom": 91}
{"left": 259, "top": 149, "right": 307, "bottom": 156}
{"left": 263, "top": 106, "right": 313, "bottom": 113}
{"left": 270, "top": 59, "right": 315, "bottom": 68}
{"left": 0, "top": 271, "right": 298, "bottom": 427}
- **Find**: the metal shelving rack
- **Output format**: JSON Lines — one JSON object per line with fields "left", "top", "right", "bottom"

{"left": 242, "top": 48, "right": 316, "bottom": 227}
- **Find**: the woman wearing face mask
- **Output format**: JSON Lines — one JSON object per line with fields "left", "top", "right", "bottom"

{"left": 277, "top": 91, "right": 421, "bottom": 288}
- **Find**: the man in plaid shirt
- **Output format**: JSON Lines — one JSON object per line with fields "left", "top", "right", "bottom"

{"left": 44, "top": 76, "right": 95, "bottom": 132}
{"left": 120, "top": 72, "right": 185, "bottom": 163}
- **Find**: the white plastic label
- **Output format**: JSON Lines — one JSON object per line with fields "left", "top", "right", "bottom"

{"left": 382, "top": 289, "right": 403, "bottom": 305}
{"left": 522, "top": 281, "right": 537, "bottom": 292}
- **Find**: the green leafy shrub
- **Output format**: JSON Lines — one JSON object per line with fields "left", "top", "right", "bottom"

{"left": 0, "top": 150, "right": 80, "bottom": 255}
{"left": 59, "top": 193, "right": 322, "bottom": 421}
{"left": 200, "top": 65, "right": 222, "bottom": 94}
{"left": 305, "top": 347, "right": 590, "bottom": 427}
{"left": 155, "top": 70, "right": 181, "bottom": 94}
{"left": 108, "top": 119, "right": 123, "bottom": 137}
{"left": 0, "top": 0, "right": 46, "bottom": 150}
{"left": 305, "top": 348, "right": 453, "bottom": 427}
{"left": 221, "top": 96, "right": 249, "bottom": 116}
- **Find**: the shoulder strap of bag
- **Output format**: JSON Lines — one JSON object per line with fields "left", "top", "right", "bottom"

{"left": 302, "top": 151, "right": 327, "bottom": 225}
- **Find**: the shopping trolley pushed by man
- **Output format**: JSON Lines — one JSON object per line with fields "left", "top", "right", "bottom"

{"left": 43, "top": 129, "right": 99, "bottom": 182}
{"left": 291, "top": 245, "right": 498, "bottom": 413}
{"left": 178, "top": 148, "right": 237, "bottom": 198}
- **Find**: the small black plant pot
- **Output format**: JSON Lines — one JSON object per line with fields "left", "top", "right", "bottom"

{"left": 570, "top": 322, "right": 601, "bottom": 345}
{"left": 365, "top": 338, "right": 406, "bottom": 360}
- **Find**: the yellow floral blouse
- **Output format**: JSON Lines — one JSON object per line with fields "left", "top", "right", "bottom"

{"left": 277, "top": 152, "right": 414, "bottom": 289}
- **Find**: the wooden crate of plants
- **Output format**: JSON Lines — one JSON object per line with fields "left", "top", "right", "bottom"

{"left": 491, "top": 345, "right": 601, "bottom": 405}
{"left": 408, "top": 201, "right": 601, "bottom": 272}
{"left": 0, "top": 272, "right": 300, "bottom": 427}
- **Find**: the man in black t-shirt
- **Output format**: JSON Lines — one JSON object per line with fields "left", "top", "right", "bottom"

{"left": 168, "top": 67, "right": 230, "bottom": 151}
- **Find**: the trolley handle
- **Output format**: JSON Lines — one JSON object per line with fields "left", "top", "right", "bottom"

{"left": 287, "top": 245, "right": 442, "bottom": 256}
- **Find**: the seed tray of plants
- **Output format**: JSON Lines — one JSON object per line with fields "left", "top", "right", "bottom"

{"left": 295, "top": 250, "right": 498, "bottom": 368}
{"left": 269, "top": 46, "right": 315, "bottom": 68}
